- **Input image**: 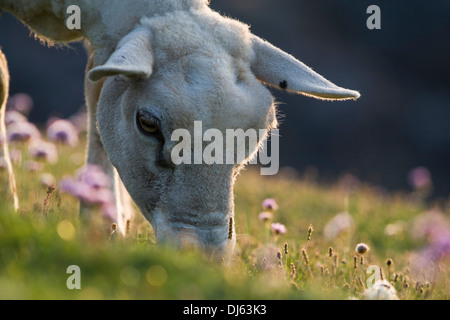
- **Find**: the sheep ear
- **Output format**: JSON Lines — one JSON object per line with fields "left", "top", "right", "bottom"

{"left": 250, "top": 36, "right": 360, "bottom": 100}
{"left": 88, "top": 28, "right": 154, "bottom": 82}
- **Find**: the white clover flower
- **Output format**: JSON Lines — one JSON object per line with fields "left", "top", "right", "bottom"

{"left": 39, "top": 172, "right": 56, "bottom": 187}
{"left": 323, "top": 212, "right": 354, "bottom": 240}
{"left": 363, "top": 280, "right": 399, "bottom": 300}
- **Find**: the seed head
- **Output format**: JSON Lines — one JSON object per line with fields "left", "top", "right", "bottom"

{"left": 290, "top": 263, "right": 296, "bottom": 280}
{"left": 355, "top": 243, "right": 370, "bottom": 254}
{"left": 228, "top": 217, "right": 233, "bottom": 240}
{"left": 276, "top": 250, "right": 282, "bottom": 260}
{"left": 43, "top": 184, "right": 56, "bottom": 206}
{"left": 301, "top": 249, "right": 310, "bottom": 266}
{"left": 307, "top": 224, "right": 313, "bottom": 240}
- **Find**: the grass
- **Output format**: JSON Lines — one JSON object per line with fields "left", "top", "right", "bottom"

{"left": 0, "top": 136, "right": 449, "bottom": 300}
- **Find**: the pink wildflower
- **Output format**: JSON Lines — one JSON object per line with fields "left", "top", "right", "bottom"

{"left": 262, "top": 198, "right": 278, "bottom": 211}
{"left": 271, "top": 223, "right": 286, "bottom": 235}
{"left": 46, "top": 119, "right": 79, "bottom": 146}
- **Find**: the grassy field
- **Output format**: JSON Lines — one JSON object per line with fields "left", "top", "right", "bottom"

{"left": 1, "top": 131, "right": 449, "bottom": 300}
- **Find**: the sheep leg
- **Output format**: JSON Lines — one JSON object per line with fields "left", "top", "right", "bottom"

{"left": 84, "top": 51, "right": 134, "bottom": 235}
{"left": 0, "top": 50, "right": 19, "bottom": 211}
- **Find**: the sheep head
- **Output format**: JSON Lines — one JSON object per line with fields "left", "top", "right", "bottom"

{"left": 89, "top": 6, "right": 359, "bottom": 258}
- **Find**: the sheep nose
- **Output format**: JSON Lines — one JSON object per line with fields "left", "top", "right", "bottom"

{"left": 163, "top": 225, "right": 235, "bottom": 260}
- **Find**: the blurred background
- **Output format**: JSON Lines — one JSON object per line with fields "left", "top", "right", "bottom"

{"left": 0, "top": 0, "right": 449, "bottom": 197}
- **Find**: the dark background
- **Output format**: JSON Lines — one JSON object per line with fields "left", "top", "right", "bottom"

{"left": 0, "top": 0, "right": 449, "bottom": 197}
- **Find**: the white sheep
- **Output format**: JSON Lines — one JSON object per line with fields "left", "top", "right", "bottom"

{"left": 0, "top": 0, "right": 359, "bottom": 258}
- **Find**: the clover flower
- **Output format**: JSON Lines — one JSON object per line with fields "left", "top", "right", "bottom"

{"left": 28, "top": 139, "right": 58, "bottom": 164}
{"left": 410, "top": 210, "right": 448, "bottom": 241}
{"left": 429, "top": 231, "right": 450, "bottom": 260}
{"left": 271, "top": 222, "right": 286, "bottom": 235}
{"left": 39, "top": 173, "right": 56, "bottom": 187}
{"left": 384, "top": 221, "right": 405, "bottom": 236}
{"left": 323, "top": 212, "right": 354, "bottom": 240}
{"left": 7, "top": 121, "right": 41, "bottom": 143}
{"left": 68, "top": 108, "right": 88, "bottom": 132}
{"left": 408, "top": 166, "right": 432, "bottom": 189}
{"left": 410, "top": 228, "right": 450, "bottom": 279}
{"left": 77, "top": 164, "right": 111, "bottom": 190}
{"left": 46, "top": 119, "right": 79, "bottom": 146}
{"left": 363, "top": 280, "right": 399, "bottom": 300}
{"left": 262, "top": 198, "right": 278, "bottom": 211}
{"left": 23, "top": 160, "right": 44, "bottom": 172}
{"left": 5, "top": 110, "right": 28, "bottom": 125}
{"left": 61, "top": 164, "right": 116, "bottom": 221}
{"left": 7, "top": 93, "right": 33, "bottom": 115}
{"left": 258, "top": 211, "right": 273, "bottom": 222}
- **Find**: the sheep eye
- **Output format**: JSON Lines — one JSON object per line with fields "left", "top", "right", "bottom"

{"left": 136, "top": 111, "right": 161, "bottom": 137}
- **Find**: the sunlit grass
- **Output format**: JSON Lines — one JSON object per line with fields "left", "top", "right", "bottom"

{"left": 1, "top": 135, "right": 449, "bottom": 300}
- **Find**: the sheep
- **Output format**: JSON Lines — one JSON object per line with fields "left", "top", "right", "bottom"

{"left": 0, "top": 0, "right": 360, "bottom": 258}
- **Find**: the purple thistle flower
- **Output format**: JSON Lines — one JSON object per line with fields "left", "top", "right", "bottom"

{"left": 5, "top": 110, "right": 28, "bottom": 125}
{"left": 7, "top": 93, "right": 33, "bottom": 115}
{"left": 410, "top": 229, "right": 450, "bottom": 280}
{"left": 410, "top": 210, "right": 449, "bottom": 241}
{"left": 427, "top": 231, "right": 450, "bottom": 261}
{"left": 100, "top": 202, "right": 117, "bottom": 221}
{"left": 408, "top": 166, "right": 432, "bottom": 189}
{"left": 46, "top": 119, "right": 79, "bottom": 146}
{"left": 68, "top": 109, "right": 88, "bottom": 132}
{"left": 262, "top": 198, "right": 278, "bottom": 211}
{"left": 77, "top": 164, "right": 111, "bottom": 189}
{"left": 61, "top": 164, "right": 116, "bottom": 221}
{"left": 7, "top": 121, "right": 41, "bottom": 143}
{"left": 258, "top": 211, "right": 273, "bottom": 222}
{"left": 23, "top": 160, "right": 44, "bottom": 172}
{"left": 271, "top": 222, "right": 286, "bottom": 235}
{"left": 28, "top": 139, "right": 58, "bottom": 164}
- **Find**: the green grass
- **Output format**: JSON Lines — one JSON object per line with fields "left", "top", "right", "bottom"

{"left": 0, "top": 139, "right": 449, "bottom": 300}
